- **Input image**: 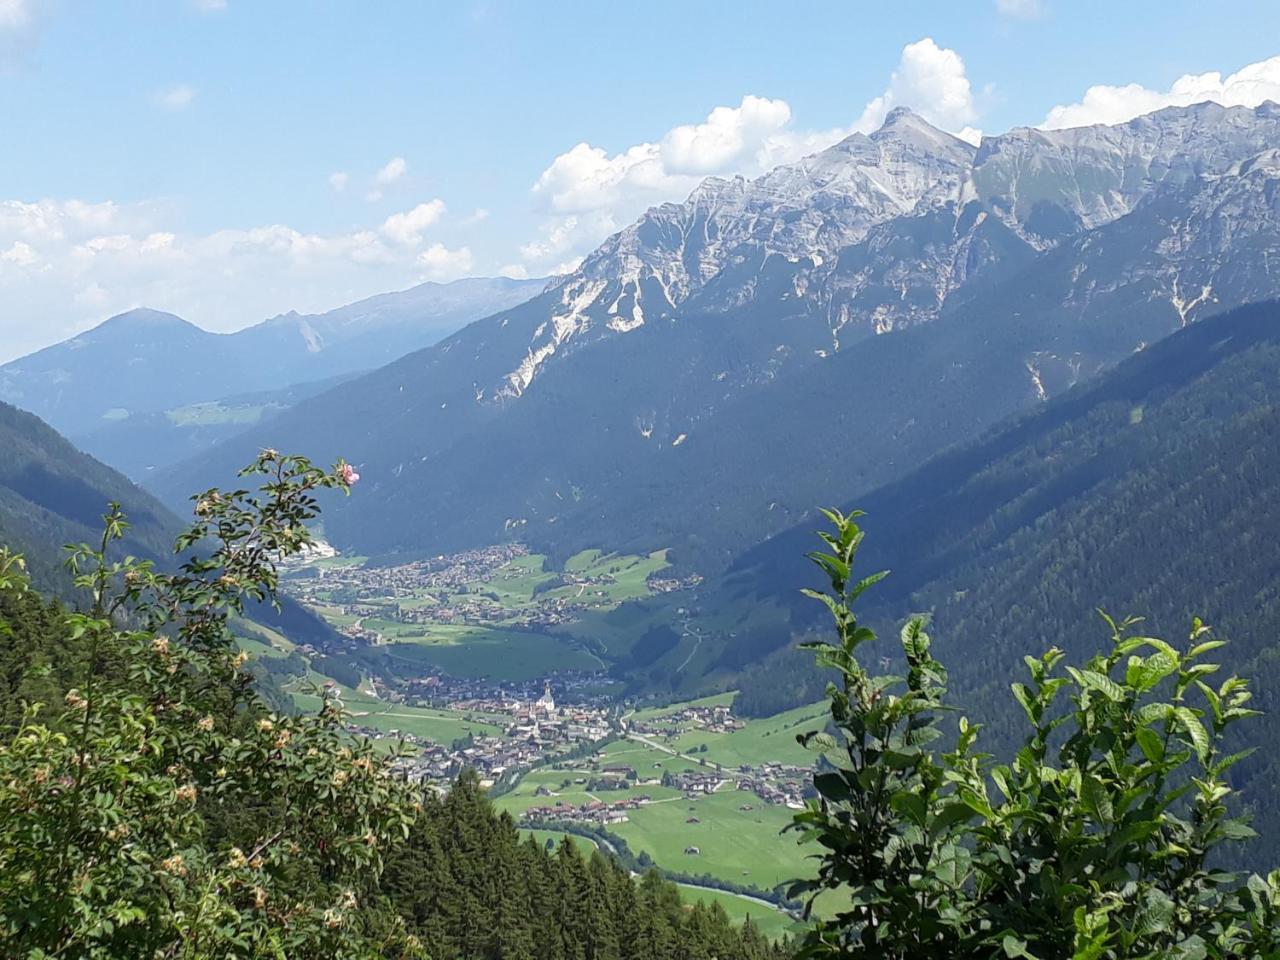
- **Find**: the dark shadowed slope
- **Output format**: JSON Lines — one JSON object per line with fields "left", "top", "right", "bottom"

{"left": 0, "top": 400, "right": 178, "bottom": 593}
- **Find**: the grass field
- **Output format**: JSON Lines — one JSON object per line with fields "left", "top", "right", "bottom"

{"left": 612, "top": 787, "right": 806, "bottom": 889}
{"left": 287, "top": 675, "right": 508, "bottom": 743}
{"left": 495, "top": 728, "right": 814, "bottom": 894}
{"left": 669, "top": 703, "right": 829, "bottom": 769}
{"left": 520, "top": 828, "right": 802, "bottom": 939}
{"left": 492, "top": 691, "right": 839, "bottom": 911}
{"left": 380, "top": 630, "right": 599, "bottom": 680}
{"left": 166, "top": 400, "right": 276, "bottom": 427}
{"left": 629, "top": 693, "right": 734, "bottom": 723}
{"left": 288, "top": 545, "right": 676, "bottom": 681}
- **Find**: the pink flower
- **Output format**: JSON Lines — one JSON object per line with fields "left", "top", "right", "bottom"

{"left": 341, "top": 463, "right": 361, "bottom": 485}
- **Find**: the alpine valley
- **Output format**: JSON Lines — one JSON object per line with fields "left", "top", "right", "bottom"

{"left": 7, "top": 79, "right": 1280, "bottom": 953}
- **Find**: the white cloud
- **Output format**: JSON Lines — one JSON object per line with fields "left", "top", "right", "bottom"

{"left": 995, "top": 0, "right": 1044, "bottom": 19}
{"left": 0, "top": 0, "right": 46, "bottom": 67}
{"left": 660, "top": 95, "right": 794, "bottom": 175}
{"left": 381, "top": 199, "right": 447, "bottom": 245}
{"left": 0, "top": 0, "right": 30, "bottom": 29}
{"left": 154, "top": 84, "right": 197, "bottom": 111}
{"left": 190, "top": 0, "right": 227, "bottom": 12}
{"left": 520, "top": 38, "right": 983, "bottom": 270}
{"left": 373, "top": 156, "right": 407, "bottom": 184}
{"left": 0, "top": 196, "right": 483, "bottom": 362}
{"left": 1042, "top": 54, "right": 1280, "bottom": 129}
{"left": 855, "top": 38, "right": 978, "bottom": 137}
{"left": 462, "top": 207, "right": 490, "bottom": 224}
{"left": 366, "top": 157, "right": 408, "bottom": 201}
{"left": 417, "top": 243, "right": 473, "bottom": 279}
{"left": 497, "top": 262, "right": 529, "bottom": 280}
{"left": 329, "top": 171, "right": 349, "bottom": 192}
{"left": 0, "top": 240, "right": 37, "bottom": 266}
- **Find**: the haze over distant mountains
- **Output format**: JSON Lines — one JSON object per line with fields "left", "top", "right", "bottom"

{"left": 0, "top": 276, "right": 546, "bottom": 476}
{"left": 150, "top": 101, "right": 1280, "bottom": 570}
{"left": 0, "top": 276, "right": 546, "bottom": 441}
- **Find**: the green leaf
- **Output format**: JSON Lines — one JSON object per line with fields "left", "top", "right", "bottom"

{"left": 890, "top": 791, "right": 927, "bottom": 826}
{"left": 1174, "top": 706, "right": 1211, "bottom": 763}
{"left": 1135, "top": 727, "right": 1165, "bottom": 764}
{"left": 1134, "top": 888, "right": 1174, "bottom": 936}
{"left": 1011, "top": 682, "right": 1038, "bottom": 724}
{"left": 1070, "top": 667, "right": 1125, "bottom": 702}
{"left": 1127, "top": 652, "right": 1178, "bottom": 693}
{"left": 1187, "top": 639, "right": 1227, "bottom": 659}
{"left": 1080, "top": 774, "right": 1114, "bottom": 823}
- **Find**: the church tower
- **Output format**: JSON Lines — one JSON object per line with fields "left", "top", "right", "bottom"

{"left": 535, "top": 680, "right": 556, "bottom": 715}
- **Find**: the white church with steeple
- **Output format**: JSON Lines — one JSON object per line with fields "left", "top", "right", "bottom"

{"left": 534, "top": 680, "right": 556, "bottom": 716}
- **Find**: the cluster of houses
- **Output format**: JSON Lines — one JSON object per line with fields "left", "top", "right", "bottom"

{"left": 630, "top": 702, "right": 744, "bottom": 739}
{"left": 404, "top": 671, "right": 621, "bottom": 708}
{"left": 734, "top": 763, "right": 809, "bottom": 808}
{"left": 364, "top": 680, "right": 617, "bottom": 785}
{"left": 519, "top": 795, "right": 652, "bottom": 827}
{"left": 666, "top": 770, "right": 728, "bottom": 795}
{"left": 645, "top": 572, "right": 704, "bottom": 594}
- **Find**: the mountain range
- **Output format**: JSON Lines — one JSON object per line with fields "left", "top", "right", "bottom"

{"left": 148, "top": 101, "right": 1280, "bottom": 573}
{"left": 0, "top": 276, "right": 547, "bottom": 475}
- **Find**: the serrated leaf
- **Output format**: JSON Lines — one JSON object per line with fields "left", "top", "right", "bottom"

{"left": 1070, "top": 667, "right": 1125, "bottom": 702}
{"left": 1174, "top": 706, "right": 1210, "bottom": 763}
{"left": 1134, "top": 888, "right": 1174, "bottom": 936}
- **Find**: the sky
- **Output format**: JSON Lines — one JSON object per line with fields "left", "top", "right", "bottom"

{"left": 2, "top": 0, "right": 1280, "bottom": 362}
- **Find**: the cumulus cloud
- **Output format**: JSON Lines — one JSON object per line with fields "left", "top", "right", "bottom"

{"left": 329, "top": 171, "right": 349, "bottom": 192}
{"left": 660, "top": 95, "right": 794, "bottom": 175}
{"left": 381, "top": 199, "right": 447, "bottom": 244}
{"left": 0, "top": 240, "right": 36, "bottom": 265}
{"left": 855, "top": 38, "right": 980, "bottom": 143}
{"left": 417, "top": 243, "right": 474, "bottom": 279}
{"left": 1042, "top": 54, "right": 1280, "bottom": 129}
{"left": 154, "top": 84, "right": 196, "bottom": 111}
{"left": 462, "top": 207, "right": 490, "bottom": 224}
{"left": 520, "top": 38, "right": 982, "bottom": 271}
{"left": 0, "top": 196, "right": 477, "bottom": 362}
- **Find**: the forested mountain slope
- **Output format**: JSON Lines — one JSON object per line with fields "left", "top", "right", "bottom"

{"left": 0, "top": 400, "right": 176, "bottom": 592}
{"left": 151, "top": 103, "right": 1280, "bottom": 572}
{"left": 691, "top": 299, "right": 1280, "bottom": 867}
{"left": 0, "top": 401, "right": 337, "bottom": 652}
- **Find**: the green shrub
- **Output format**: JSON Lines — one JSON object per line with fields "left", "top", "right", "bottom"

{"left": 0, "top": 453, "right": 422, "bottom": 958}
{"left": 791, "top": 508, "right": 1280, "bottom": 959}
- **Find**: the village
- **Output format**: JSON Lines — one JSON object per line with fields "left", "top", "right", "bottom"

{"left": 278, "top": 542, "right": 812, "bottom": 829}
{"left": 333, "top": 678, "right": 619, "bottom": 783}
{"left": 321, "top": 671, "right": 813, "bottom": 822}
{"left": 282, "top": 541, "right": 699, "bottom": 640}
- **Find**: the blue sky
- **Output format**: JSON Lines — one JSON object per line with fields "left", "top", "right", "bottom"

{"left": 2, "top": 0, "right": 1279, "bottom": 360}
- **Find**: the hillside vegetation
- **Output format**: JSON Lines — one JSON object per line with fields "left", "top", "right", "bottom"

{"left": 0, "top": 401, "right": 176, "bottom": 593}
{"left": 712, "top": 299, "right": 1280, "bottom": 868}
